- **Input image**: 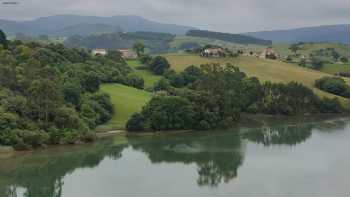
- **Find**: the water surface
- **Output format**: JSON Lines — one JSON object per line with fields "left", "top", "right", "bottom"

{"left": 1, "top": 116, "right": 349, "bottom": 197}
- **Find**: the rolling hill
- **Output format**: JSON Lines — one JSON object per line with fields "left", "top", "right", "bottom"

{"left": 187, "top": 30, "right": 272, "bottom": 45}
{"left": 52, "top": 24, "right": 123, "bottom": 37}
{"left": 162, "top": 53, "right": 350, "bottom": 107}
{"left": 246, "top": 24, "right": 350, "bottom": 44}
{"left": 0, "top": 15, "right": 196, "bottom": 36}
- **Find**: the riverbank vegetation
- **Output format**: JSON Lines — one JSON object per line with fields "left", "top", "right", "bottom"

{"left": 126, "top": 63, "right": 343, "bottom": 132}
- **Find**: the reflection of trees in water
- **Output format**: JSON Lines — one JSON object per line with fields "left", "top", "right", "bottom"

{"left": 243, "top": 123, "right": 313, "bottom": 146}
{"left": 314, "top": 119, "right": 347, "bottom": 132}
{"left": 0, "top": 138, "right": 126, "bottom": 197}
{"left": 128, "top": 133, "right": 244, "bottom": 187}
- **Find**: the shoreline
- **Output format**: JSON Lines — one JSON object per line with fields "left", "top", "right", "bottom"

{"left": 1, "top": 113, "right": 349, "bottom": 155}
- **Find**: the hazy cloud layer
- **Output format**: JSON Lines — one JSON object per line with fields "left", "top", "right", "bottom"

{"left": 1, "top": 0, "right": 350, "bottom": 33}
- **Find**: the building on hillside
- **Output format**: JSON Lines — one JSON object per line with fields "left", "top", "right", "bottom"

{"left": 259, "top": 47, "right": 278, "bottom": 59}
{"left": 92, "top": 48, "right": 107, "bottom": 56}
{"left": 118, "top": 49, "right": 138, "bottom": 59}
{"left": 201, "top": 48, "right": 225, "bottom": 58}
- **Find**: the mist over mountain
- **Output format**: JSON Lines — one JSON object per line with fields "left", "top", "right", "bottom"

{"left": 0, "top": 15, "right": 196, "bottom": 36}
{"left": 246, "top": 25, "right": 350, "bottom": 44}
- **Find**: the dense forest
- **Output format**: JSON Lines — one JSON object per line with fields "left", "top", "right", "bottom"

{"left": 0, "top": 30, "right": 135, "bottom": 149}
{"left": 127, "top": 62, "right": 343, "bottom": 132}
{"left": 64, "top": 32, "right": 175, "bottom": 53}
{"left": 186, "top": 30, "right": 272, "bottom": 45}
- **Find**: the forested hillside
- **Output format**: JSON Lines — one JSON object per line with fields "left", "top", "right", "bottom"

{"left": 186, "top": 30, "right": 272, "bottom": 45}
{"left": 0, "top": 15, "right": 195, "bottom": 36}
{"left": 246, "top": 24, "right": 350, "bottom": 44}
{"left": 0, "top": 30, "right": 134, "bottom": 149}
{"left": 64, "top": 32, "right": 175, "bottom": 53}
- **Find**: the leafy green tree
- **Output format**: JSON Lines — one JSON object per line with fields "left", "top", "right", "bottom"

{"left": 140, "top": 55, "right": 152, "bottom": 65}
{"left": 149, "top": 56, "right": 170, "bottom": 75}
{"left": 28, "top": 79, "right": 60, "bottom": 125}
{"left": 128, "top": 96, "right": 194, "bottom": 131}
{"left": 106, "top": 50, "right": 125, "bottom": 63}
{"left": 54, "top": 106, "right": 84, "bottom": 130}
{"left": 62, "top": 82, "right": 82, "bottom": 106}
{"left": 289, "top": 43, "right": 301, "bottom": 55}
{"left": 133, "top": 42, "right": 145, "bottom": 57}
{"left": 310, "top": 57, "right": 324, "bottom": 69}
{"left": 299, "top": 58, "right": 307, "bottom": 67}
{"left": 126, "top": 113, "right": 145, "bottom": 132}
{"left": 315, "top": 77, "right": 350, "bottom": 98}
{"left": 340, "top": 57, "right": 349, "bottom": 63}
{"left": 0, "top": 29, "right": 8, "bottom": 49}
{"left": 197, "top": 63, "right": 245, "bottom": 122}
{"left": 153, "top": 78, "right": 171, "bottom": 92}
{"left": 126, "top": 74, "right": 145, "bottom": 89}
{"left": 82, "top": 71, "right": 101, "bottom": 92}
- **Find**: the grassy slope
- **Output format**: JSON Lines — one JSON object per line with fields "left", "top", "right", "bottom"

{"left": 163, "top": 53, "right": 350, "bottom": 107}
{"left": 273, "top": 43, "right": 350, "bottom": 58}
{"left": 127, "top": 60, "right": 162, "bottom": 88}
{"left": 321, "top": 63, "right": 350, "bottom": 74}
{"left": 98, "top": 84, "right": 152, "bottom": 130}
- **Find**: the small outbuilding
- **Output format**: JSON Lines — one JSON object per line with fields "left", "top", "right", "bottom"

{"left": 201, "top": 48, "right": 225, "bottom": 58}
{"left": 259, "top": 47, "right": 278, "bottom": 59}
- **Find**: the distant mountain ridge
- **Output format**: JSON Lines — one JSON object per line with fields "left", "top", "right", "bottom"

{"left": 0, "top": 15, "right": 196, "bottom": 36}
{"left": 246, "top": 24, "right": 350, "bottom": 44}
{"left": 187, "top": 30, "right": 272, "bottom": 45}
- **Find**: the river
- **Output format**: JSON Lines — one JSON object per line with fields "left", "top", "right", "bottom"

{"left": 0, "top": 116, "right": 349, "bottom": 197}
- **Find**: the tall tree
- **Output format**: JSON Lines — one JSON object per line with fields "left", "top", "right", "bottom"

{"left": 133, "top": 42, "right": 145, "bottom": 57}
{"left": 0, "top": 29, "right": 8, "bottom": 49}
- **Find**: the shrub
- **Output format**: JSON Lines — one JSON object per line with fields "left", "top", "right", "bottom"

{"left": 126, "top": 96, "right": 194, "bottom": 131}
{"left": 318, "top": 97, "right": 343, "bottom": 113}
{"left": 149, "top": 56, "right": 170, "bottom": 75}
{"left": 315, "top": 77, "right": 350, "bottom": 98}
{"left": 125, "top": 74, "right": 145, "bottom": 89}
{"left": 126, "top": 113, "right": 145, "bottom": 132}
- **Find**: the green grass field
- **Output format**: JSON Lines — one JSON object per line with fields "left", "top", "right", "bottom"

{"left": 97, "top": 84, "right": 152, "bottom": 131}
{"left": 273, "top": 42, "right": 350, "bottom": 58}
{"left": 163, "top": 53, "right": 350, "bottom": 107}
{"left": 320, "top": 63, "right": 350, "bottom": 75}
{"left": 127, "top": 60, "right": 162, "bottom": 88}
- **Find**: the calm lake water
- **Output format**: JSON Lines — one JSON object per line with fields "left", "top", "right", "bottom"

{"left": 1, "top": 116, "right": 350, "bottom": 197}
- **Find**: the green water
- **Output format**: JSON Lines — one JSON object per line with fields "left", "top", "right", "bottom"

{"left": 1, "top": 116, "right": 350, "bottom": 197}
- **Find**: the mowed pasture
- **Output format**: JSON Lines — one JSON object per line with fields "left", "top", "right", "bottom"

{"left": 97, "top": 84, "right": 152, "bottom": 130}
{"left": 163, "top": 53, "right": 350, "bottom": 107}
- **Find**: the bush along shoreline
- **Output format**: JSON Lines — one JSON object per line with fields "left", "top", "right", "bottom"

{"left": 127, "top": 63, "right": 344, "bottom": 132}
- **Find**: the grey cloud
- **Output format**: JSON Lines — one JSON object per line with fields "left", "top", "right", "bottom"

{"left": 0, "top": 0, "right": 350, "bottom": 32}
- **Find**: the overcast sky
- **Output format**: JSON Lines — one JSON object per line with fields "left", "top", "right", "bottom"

{"left": 1, "top": 0, "right": 350, "bottom": 33}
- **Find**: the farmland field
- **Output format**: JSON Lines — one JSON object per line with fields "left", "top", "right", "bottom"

{"left": 163, "top": 53, "right": 350, "bottom": 107}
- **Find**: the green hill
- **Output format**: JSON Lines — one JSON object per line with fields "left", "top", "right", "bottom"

{"left": 186, "top": 30, "right": 272, "bottom": 45}
{"left": 163, "top": 53, "right": 350, "bottom": 107}
{"left": 97, "top": 84, "right": 152, "bottom": 130}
